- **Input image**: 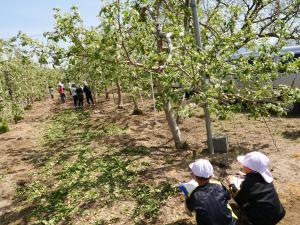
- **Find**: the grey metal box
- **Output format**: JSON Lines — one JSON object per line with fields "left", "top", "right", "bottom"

{"left": 213, "top": 134, "right": 229, "bottom": 153}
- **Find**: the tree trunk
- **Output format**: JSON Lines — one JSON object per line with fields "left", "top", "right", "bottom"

{"left": 116, "top": 79, "right": 123, "bottom": 108}
{"left": 191, "top": 0, "right": 214, "bottom": 154}
{"left": 139, "top": 90, "right": 144, "bottom": 104}
{"left": 153, "top": 1, "right": 184, "bottom": 149}
{"left": 111, "top": 80, "right": 116, "bottom": 104}
{"left": 204, "top": 104, "right": 214, "bottom": 154}
{"left": 164, "top": 100, "right": 184, "bottom": 149}
{"left": 184, "top": 0, "right": 191, "bottom": 32}
{"left": 176, "top": 93, "right": 187, "bottom": 124}
{"left": 132, "top": 95, "right": 143, "bottom": 115}
{"left": 104, "top": 85, "right": 109, "bottom": 99}
{"left": 92, "top": 79, "right": 97, "bottom": 102}
{"left": 150, "top": 73, "right": 158, "bottom": 124}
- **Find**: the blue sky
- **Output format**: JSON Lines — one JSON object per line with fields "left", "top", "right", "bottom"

{"left": 0, "top": 0, "right": 102, "bottom": 40}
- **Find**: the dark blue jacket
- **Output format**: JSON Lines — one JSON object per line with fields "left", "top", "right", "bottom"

{"left": 186, "top": 181, "right": 237, "bottom": 225}
{"left": 230, "top": 173, "right": 285, "bottom": 225}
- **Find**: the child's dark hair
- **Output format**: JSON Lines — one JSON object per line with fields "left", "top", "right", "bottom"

{"left": 194, "top": 176, "right": 211, "bottom": 182}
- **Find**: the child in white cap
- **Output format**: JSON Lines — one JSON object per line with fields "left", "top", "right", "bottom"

{"left": 226, "top": 151, "right": 285, "bottom": 225}
{"left": 186, "top": 159, "right": 237, "bottom": 225}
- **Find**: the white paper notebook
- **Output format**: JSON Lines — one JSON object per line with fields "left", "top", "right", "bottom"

{"left": 232, "top": 175, "right": 244, "bottom": 189}
{"left": 179, "top": 179, "right": 198, "bottom": 197}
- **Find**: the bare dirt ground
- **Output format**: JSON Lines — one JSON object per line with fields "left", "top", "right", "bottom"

{"left": 0, "top": 94, "right": 299, "bottom": 225}
{"left": 0, "top": 100, "right": 51, "bottom": 219}
{"left": 0, "top": 98, "right": 69, "bottom": 223}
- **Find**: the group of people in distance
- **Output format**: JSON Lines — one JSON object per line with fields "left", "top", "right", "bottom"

{"left": 69, "top": 82, "right": 94, "bottom": 108}
{"left": 186, "top": 151, "right": 285, "bottom": 225}
{"left": 48, "top": 81, "right": 94, "bottom": 108}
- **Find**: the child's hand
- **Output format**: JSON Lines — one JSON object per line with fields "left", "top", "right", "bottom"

{"left": 237, "top": 171, "right": 246, "bottom": 178}
{"left": 226, "top": 175, "right": 235, "bottom": 185}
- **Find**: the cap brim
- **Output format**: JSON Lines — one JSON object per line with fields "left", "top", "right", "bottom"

{"left": 237, "top": 156, "right": 246, "bottom": 166}
{"left": 260, "top": 169, "right": 273, "bottom": 183}
{"left": 237, "top": 155, "right": 258, "bottom": 171}
{"left": 189, "top": 162, "right": 194, "bottom": 170}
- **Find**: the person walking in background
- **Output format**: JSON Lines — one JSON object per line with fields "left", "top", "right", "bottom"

{"left": 71, "top": 84, "right": 78, "bottom": 108}
{"left": 83, "top": 81, "right": 94, "bottom": 106}
{"left": 58, "top": 82, "right": 65, "bottom": 103}
{"left": 226, "top": 151, "right": 285, "bottom": 225}
{"left": 48, "top": 85, "right": 54, "bottom": 99}
{"left": 76, "top": 84, "right": 84, "bottom": 108}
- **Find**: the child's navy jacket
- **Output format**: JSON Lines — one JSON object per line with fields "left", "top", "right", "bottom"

{"left": 229, "top": 172, "right": 285, "bottom": 225}
{"left": 186, "top": 180, "right": 237, "bottom": 225}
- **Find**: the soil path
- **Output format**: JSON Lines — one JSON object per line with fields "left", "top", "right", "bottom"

{"left": 0, "top": 98, "right": 60, "bottom": 217}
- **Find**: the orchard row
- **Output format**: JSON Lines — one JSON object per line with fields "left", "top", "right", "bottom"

{"left": 1, "top": 1, "right": 299, "bottom": 149}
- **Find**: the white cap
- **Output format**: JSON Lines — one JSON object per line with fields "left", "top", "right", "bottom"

{"left": 189, "top": 159, "right": 213, "bottom": 178}
{"left": 237, "top": 151, "right": 273, "bottom": 183}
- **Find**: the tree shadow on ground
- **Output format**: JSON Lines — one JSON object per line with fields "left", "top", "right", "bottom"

{"left": 0, "top": 205, "right": 35, "bottom": 225}
{"left": 282, "top": 130, "right": 300, "bottom": 140}
{"left": 3, "top": 147, "right": 138, "bottom": 225}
